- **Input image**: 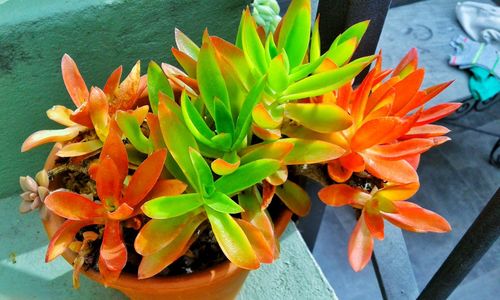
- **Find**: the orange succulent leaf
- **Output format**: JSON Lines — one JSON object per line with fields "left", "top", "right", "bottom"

{"left": 70, "top": 101, "right": 93, "bottom": 128}
{"left": 138, "top": 214, "right": 205, "bottom": 279}
{"left": 327, "top": 160, "right": 353, "bottom": 183}
{"left": 21, "top": 127, "right": 80, "bottom": 152}
{"left": 98, "top": 256, "right": 121, "bottom": 285}
{"left": 211, "top": 158, "right": 241, "bottom": 176}
{"left": 391, "top": 69, "right": 425, "bottom": 114}
{"left": 235, "top": 219, "right": 274, "bottom": 264}
{"left": 100, "top": 220, "right": 127, "bottom": 274}
{"left": 365, "top": 77, "right": 399, "bottom": 114}
{"left": 123, "top": 149, "right": 167, "bottom": 207}
{"left": 367, "top": 138, "right": 435, "bottom": 161}
{"left": 44, "top": 191, "right": 106, "bottom": 221}
{"left": 364, "top": 211, "right": 384, "bottom": 240}
{"left": 99, "top": 124, "right": 129, "bottom": 183}
{"left": 261, "top": 181, "right": 276, "bottom": 210}
{"left": 350, "top": 117, "right": 405, "bottom": 152}
{"left": 415, "top": 103, "right": 462, "bottom": 126}
{"left": 145, "top": 179, "right": 188, "bottom": 202}
{"left": 339, "top": 152, "right": 365, "bottom": 172}
{"left": 318, "top": 184, "right": 370, "bottom": 207}
{"left": 252, "top": 124, "right": 281, "bottom": 141}
{"left": 351, "top": 67, "right": 376, "bottom": 124}
{"left": 45, "top": 219, "right": 93, "bottom": 262}
{"left": 381, "top": 201, "right": 451, "bottom": 233}
{"left": 376, "top": 182, "right": 420, "bottom": 201}
{"left": 95, "top": 156, "right": 122, "bottom": 210}
{"left": 405, "top": 154, "right": 421, "bottom": 170}
{"left": 103, "top": 66, "right": 123, "bottom": 96}
{"left": 172, "top": 47, "right": 197, "bottom": 78}
{"left": 61, "top": 54, "right": 89, "bottom": 107}
{"left": 107, "top": 203, "right": 134, "bottom": 220}
{"left": 392, "top": 48, "right": 418, "bottom": 79}
{"left": 135, "top": 213, "right": 194, "bottom": 256}
{"left": 396, "top": 81, "right": 453, "bottom": 116}
{"left": 363, "top": 154, "right": 419, "bottom": 183}
{"left": 88, "top": 87, "right": 110, "bottom": 141}
{"left": 402, "top": 124, "right": 450, "bottom": 139}
{"left": 146, "top": 113, "right": 166, "bottom": 149}
{"left": 113, "top": 61, "right": 141, "bottom": 111}
{"left": 348, "top": 212, "right": 374, "bottom": 272}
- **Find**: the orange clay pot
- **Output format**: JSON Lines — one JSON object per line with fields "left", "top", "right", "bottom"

{"left": 41, "top": 144, "right": 293, "bottom": 300}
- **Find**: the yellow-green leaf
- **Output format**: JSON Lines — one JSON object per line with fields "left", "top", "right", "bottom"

{"left": 142, "top": 193, "right": 203, "bottom": 219}
{"left": 275, "top": 180, "right": 311, "bottom": 216}
{"left": 206, "top": 206, "right": 260, "bottom": 270}
{"left": 284, "top": 103, "right": 353, "bottom": 133}
{"left": 148, "top": 61, "right": 174, "bottom": 114}
{"left": 205, "top": 191, "right": 244, "bottom": 214}
{"left": 282, "top": 138, "right": 346, "bottom": 165}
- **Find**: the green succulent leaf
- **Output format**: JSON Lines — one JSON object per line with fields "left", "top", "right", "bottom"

{"left": 205, "top": 191, "right": 244, "bottom": 214}
{"left": 284, "top": 103, "right": 353, "bottom": 133}
{"left": 242, "top": 9, "right": 267, "bottom": 75}
{"left": 175, "top": 28, "right": 200, "bottom": 59}
{"left": 211, "top": 133, "right": 233, "bottom": 152}
{"left": 180, "top": 91, "right": 216, "bottom": 147}
{"left": 233, "top": 77, "right": 266, "bottom": 150}
{"left": 277, "top": 0, "right": 311, "bottom": 68}
{"left": 142, "top": 193, "right": 203, "bottom": 219}
{"left": 325, "top": 37, "right": 358, "bottom": 67}
{"left": 280, "top": 56, "right": 375, "bottom": 101}
{"left": 214, "top": 159, "right": 281, "bottom": 196}
{"left": 265, "top": 34, "right": 279, "bottom": 63}
{"left": 310, "top": 16, "right": 321, "bottom": 63}
{"left": 158, "top": 100, "right": 199, "bottom": 188}
{"left": 275, "top": 180, "right": 311, "bottom": 217}
{"left": 205, "top": 206, "right": 259, "bottom": 270}
{"left": 214, "top": 97, "right": 234, "bottom": 136}
{"left": 333, "top": 20, "right": 369, "bottom": 48}
{"left": 116, "top": 111, "right": 153, "bottom": 154}
{"left": 268, "top": 54, "right": 289, "bottom": 94}
{"left": 148, "top": 61, "right": 174, "bottom": 114}
{"left": 198, "top": 31, "right": 230, "bottom": 117}
{"left": 188, "top": 147, "right": 214, "bottom": 195}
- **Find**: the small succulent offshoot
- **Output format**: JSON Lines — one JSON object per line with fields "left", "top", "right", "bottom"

{"left": 19, "top": 170, "right": 50, "bottom": 220}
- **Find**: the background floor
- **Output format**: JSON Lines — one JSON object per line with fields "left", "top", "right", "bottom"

{"left": 313, "top": 1, "right": 500, "bottom": 299}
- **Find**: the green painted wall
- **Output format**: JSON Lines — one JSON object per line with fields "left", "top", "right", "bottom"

{"left": 0, "top": 0, "right": 250, "bottom": 197}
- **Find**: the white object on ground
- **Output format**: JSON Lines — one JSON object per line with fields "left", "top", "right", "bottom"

{"left": 456, "top": 1, "right": 500, "bottom": 43}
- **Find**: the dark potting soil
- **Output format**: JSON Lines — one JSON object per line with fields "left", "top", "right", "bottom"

{"left": 77, "top": 221, "right": 228, "bottom": 277}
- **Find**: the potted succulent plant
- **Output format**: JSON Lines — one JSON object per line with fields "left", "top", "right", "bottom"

{"left": 18, "top": 0, "right": 461, "bottom": 298}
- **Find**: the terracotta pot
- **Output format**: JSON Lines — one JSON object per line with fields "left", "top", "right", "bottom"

{"left": 41, "top": 144, "right": 293, "bottom": 300}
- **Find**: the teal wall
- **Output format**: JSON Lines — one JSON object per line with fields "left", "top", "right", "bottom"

{"left": 0, "top": 0, "right": 250, "bottom": 197}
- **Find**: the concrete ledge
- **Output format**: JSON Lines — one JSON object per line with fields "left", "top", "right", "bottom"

{"left": 0, "top": 195, "right": 336, "bottom": 299}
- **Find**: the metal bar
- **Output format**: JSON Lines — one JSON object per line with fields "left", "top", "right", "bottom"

{"left": 372, "top": 222, "right": 420, "bottom": 300}
{"left": 418, "top": 188, "right": 500, "bottom": 300}
{"left": 317, "top": 0, "right": 392, "bottom": 81}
